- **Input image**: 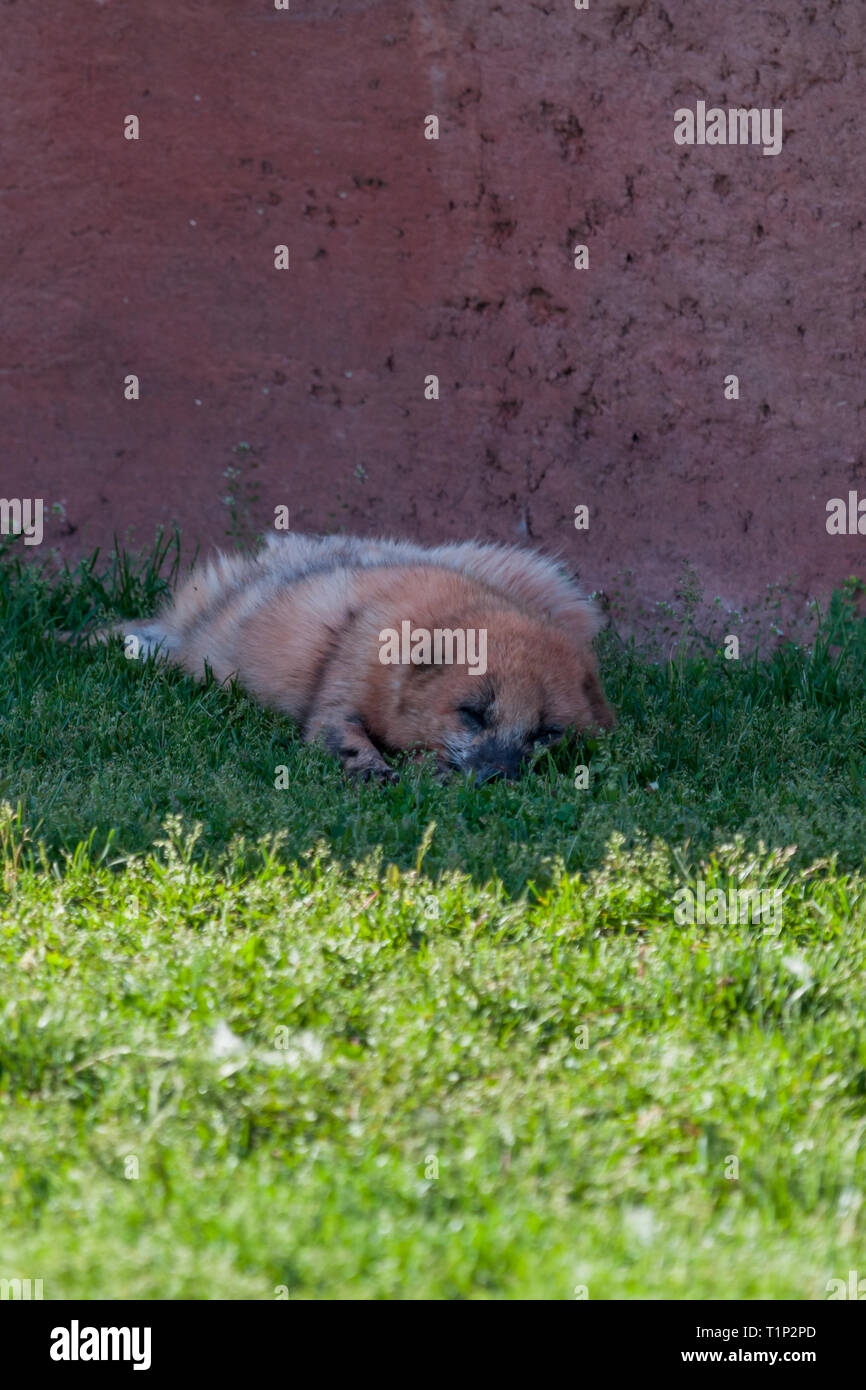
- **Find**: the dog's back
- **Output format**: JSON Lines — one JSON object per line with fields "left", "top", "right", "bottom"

{"left": 155, "top": 533, "right": 599, "bottom": 669}
{"left": 258, "top": 532, "right": 600, "bottom": 643}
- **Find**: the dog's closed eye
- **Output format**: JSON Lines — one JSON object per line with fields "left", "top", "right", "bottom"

{"left": 458, "top": 702, "right": 490, "bottom": 732}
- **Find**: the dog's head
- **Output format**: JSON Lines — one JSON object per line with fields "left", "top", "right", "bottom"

{"left": 377, "top": 607, "right": 614, "bottom": 782}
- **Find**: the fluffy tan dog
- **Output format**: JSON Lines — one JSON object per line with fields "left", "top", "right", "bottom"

{"left": 90, "top": 532, "right": 614, "bottom": 783}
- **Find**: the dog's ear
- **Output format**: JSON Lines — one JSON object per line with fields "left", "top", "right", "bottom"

{"left": 567, "top": 596, "right": 608, "bottom": 643}
{"left": 541, "top": 594, "right": 607, "bottom": 648}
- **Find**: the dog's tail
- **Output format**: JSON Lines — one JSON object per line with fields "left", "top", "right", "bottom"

{"left": 55, "top": 619, "right": 178, "bottom": 660}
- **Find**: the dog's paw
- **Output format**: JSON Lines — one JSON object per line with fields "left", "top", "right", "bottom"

{"left": 348, "top": 762, "right": 399, "bottom": 785}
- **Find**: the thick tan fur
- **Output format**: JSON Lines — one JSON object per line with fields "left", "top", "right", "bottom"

{"left": 88, "top": 532, "right": 614, "bottom": 782}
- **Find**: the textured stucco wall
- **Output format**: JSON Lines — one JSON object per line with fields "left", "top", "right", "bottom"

{"left": 3, "top": 1, "right": 865, "bottom": 627}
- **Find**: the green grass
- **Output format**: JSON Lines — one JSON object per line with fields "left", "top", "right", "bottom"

{"left": 1, "top": 534, "right": 865, "bottom": 1299}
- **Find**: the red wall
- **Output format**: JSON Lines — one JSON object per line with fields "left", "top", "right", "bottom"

{"left": 3, "top": 1, "right": 865, "bottom": 628}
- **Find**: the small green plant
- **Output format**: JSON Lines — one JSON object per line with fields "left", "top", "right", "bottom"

{"left": 222, "top": 443, "right": 262, "bottom": 549}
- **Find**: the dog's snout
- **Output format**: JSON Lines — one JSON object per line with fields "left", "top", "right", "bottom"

{"left": 469, "top": 738, "right": 525, "bottom": 785}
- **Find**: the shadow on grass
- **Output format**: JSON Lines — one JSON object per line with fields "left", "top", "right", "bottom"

{"left": 2, "top": 531, "right": 865, "bottom": 896}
